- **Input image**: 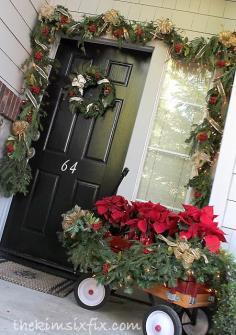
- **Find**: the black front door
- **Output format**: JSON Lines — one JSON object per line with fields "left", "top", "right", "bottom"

{"left": 1, "top": 38, "right": 151, "bottom": 270}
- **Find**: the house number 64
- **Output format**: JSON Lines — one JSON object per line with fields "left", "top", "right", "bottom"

{"left": 61, "top": 160, "right": 78, "bottom": 174}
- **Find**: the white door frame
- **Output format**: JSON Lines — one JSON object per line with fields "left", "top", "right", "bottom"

{"left": 210, "top": 73, "right": 236, "bottom": 225}
{"left": 118, "top": 41, "right": 170, "bottom": 200}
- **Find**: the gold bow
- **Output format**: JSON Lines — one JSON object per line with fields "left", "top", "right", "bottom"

{"left": 158, "top": 234, "right": 208, "bottom": 269}
{"left": 152, "top": 19, "right": 174, "bottom": 39}
{"left": 62, "top": 205, "right": 88, "bottom": 230}
{"left": 103, "top": 9, "right": 120, "bottom": 26}
{"left": 12, "top": 121, "right": 29, "bottom": 140}
{"left": 218, "top": 31, "right": 236, "bottom": 48}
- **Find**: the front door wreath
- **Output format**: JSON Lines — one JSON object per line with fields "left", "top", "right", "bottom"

{"left": 64, "top": 66, "right": 116, "bottom": 118}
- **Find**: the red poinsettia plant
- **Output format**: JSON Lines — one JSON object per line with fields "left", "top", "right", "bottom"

{"left": 95, "top": 195, "right": 226, "bottom": 253}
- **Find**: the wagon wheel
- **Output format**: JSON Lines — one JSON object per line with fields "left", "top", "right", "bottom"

{"left": 74, "top": 273, "right": 110, "bottom": 310}
{"left": 143, "top": 305, "right": 182, "bottom": 335}
{"left": 181, "top": 308, "right": 210, "bottom": 335}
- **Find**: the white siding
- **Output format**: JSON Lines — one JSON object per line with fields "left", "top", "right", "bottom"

{"left": 56, "top": 0, "right": 236, "bottom": 39}
{"left": 0, "top": 0, "right": 48, "bottom": 94}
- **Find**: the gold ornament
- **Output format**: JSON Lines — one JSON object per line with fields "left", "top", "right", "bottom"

{"left": 62, "top": 205, "right": 88, "bottom": 230}
{"left": 39, "top": 4, "right": 55, "bottom": 20}
{"left": 218, "top": 31, "right": 233, "bottom": 47}
{"left": 158, "top": 234, "right": 208, "bottom": 270}
{"left": 12, "top": 121, "right": 29, "bottom": 140}
{"left": 229, "top": 35, "right": 236, "bottom": 47}
{"left": 103, "top": 9, "right": 120, "bottom": 26}
{"left": 153, "top": 18, "right": 174, "bottom": 39}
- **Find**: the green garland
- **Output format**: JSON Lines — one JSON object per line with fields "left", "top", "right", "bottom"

{"left": 64, "top": 66, "right": 116, "bottom": 118}
{"left": 0, "top": 4, "right": 235, "bottom": 206}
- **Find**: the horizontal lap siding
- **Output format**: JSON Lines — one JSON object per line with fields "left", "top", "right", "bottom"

{"left": 0, "top": 0, "right": 47, "bottom": 94}
{"left": 59, "top": 0, "right": 236, "bottom": 39}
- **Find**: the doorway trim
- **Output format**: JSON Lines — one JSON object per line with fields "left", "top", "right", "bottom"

{"left": 117, "top": 41, "right": 169, "bottom": 200}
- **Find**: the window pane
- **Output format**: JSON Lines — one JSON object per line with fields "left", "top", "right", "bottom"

{"left": 137, "top": 61, "right": 211, "bottom": 210}
{"left": 138, "top": 149, "right": 192, "bottom": 209}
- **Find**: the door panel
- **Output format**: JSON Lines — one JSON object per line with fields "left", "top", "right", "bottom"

{"left": 1, "top": 38, "right": 151, "bottom": 269}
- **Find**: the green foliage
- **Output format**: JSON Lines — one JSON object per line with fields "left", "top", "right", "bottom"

{"left": 64, "top": 66, "right": 116, "bottom": 118}
{"left": 0, "top": 156, "right": 31, "bottom": 197}
{"left": 210, "top": 253, "right": 236, "bottom": 335}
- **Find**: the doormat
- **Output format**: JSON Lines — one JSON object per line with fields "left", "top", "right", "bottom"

{"left": 0, "top": 260, "right": 74, "bottom": 297}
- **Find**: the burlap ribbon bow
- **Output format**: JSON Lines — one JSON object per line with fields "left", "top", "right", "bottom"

{"left": 158, "top": 234, "right": 208, "bottom": 269}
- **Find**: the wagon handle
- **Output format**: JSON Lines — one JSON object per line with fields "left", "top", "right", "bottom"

{"left": 112, "top": 167, "right": 129, "bottom": 195}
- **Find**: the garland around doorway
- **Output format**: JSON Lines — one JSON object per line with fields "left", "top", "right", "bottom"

{"left": 0, "top": 4, "right": 235, "bottom": 207}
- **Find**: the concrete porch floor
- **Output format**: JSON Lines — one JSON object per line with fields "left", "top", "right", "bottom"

{"left": 0, "top": 279, "right": 149, "bottom": 335}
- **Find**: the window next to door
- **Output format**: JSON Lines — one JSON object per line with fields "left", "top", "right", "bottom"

{"left": 137, "top": 61, "right": 211, "bottom": 211}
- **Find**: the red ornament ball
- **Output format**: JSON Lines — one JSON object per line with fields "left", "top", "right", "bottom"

{"left": 34, "top": 51, "right": 43, "bottom": 61}
{"left": 143, "top": 248, "right": 151, "bottom": 254}
{"left": 31, "top": 86, "right": 41, "bottom": 95}
{"left": 88, "top": 24, "right": 97, "bottom": 33}
{"left": 92, "top": 221, "right": 102, "bottom": 231}
{"left": 209, "top": 96, "right": 217, "bottom": 105}
{"left": 174, "top": 43, "right": 183, "bottom": 54}
{"left": 6, "top": 142, "right": 14, "bottom": 154}
{"left": 194, "top": 191, "right": 202, "bottom": 198}
{"left": 113, "top": 28, "right": 124, "bottom": 38}
{"left": 60, "top": 15, "right": 70, "bottom": 24}
{"left": 216, "top": 60, "right": 226, "bottom": 68}
{"left": 135, "top": 26, "right": 143, "bottom": 37}
{"left": 102, "top": 263, "right": 110, "bottom": 274}
{"left": 196, "top": 132, "right": 208, "bottom": 142}
{"left": 41, "top": 26, "right": 49, "bottom": 36}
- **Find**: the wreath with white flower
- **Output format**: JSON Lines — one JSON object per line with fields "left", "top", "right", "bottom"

{"left": 65, "top": 67, "right": 116, "bottom": 118}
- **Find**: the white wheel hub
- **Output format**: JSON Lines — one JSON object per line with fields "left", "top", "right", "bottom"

{"left": 78, "top": 277, "right": 106, "bottom": 307}
{"left": 182, "top": 309, "right": 209, "bottom": 335}
{"left": 146, "top": 310, "right": 175, "bottom": 335}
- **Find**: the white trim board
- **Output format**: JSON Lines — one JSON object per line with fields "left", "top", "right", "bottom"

{"left": 118, "top": 41, "right": 169, "bottom": 200}
{"left": 210, "top": 73, "right": 236, "bottom": 225}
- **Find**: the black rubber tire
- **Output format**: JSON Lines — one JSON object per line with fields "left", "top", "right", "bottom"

{"left": 74, "top": 273, "right": 110, "bottom": 310}
{"left": 182, "top": 308, "right": 210, "bottom": 335}
{"left": 143, "top": 304, "right": 182, "bottom": 335}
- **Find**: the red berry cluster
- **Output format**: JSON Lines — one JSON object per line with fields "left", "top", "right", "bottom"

{"left": 6, "top": 142, "right": 14, "bottom": 154}
{"left": 88, "top": 24, "right": 97, "bottom": 33}
{"left": 34, "top": 51, "right": 43, "bottom": 61}
{"left": 196, "top": 132, "right": 208, "bottom": 142}
{"left": 113, "top": 28, "right": 124, "bottom": 38}
{"left": 31, "top": 86, "right": 41, "bottom": 95}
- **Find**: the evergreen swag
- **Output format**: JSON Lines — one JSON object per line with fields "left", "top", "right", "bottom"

{"left": 64, "top": 66, "right": 116, "bottom": 118}
{"left": 60, "top": 195, "right": 236, "bottom": 335}
{"left": 0, "top": 3, "right": 235, "bottom": 204}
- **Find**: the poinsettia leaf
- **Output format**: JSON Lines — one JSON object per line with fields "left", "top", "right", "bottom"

{"left": 137, "top": 220, "right": 147, "bottom": 233}
{"left": 204, "top": 235, "right": 220, "bottom": 253}
{"left": 153, "top": 222, "right": 167, "bottom": 234}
